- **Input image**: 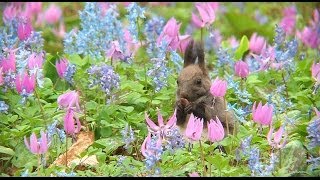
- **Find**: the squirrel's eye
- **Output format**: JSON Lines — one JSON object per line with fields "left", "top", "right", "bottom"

{"left": 196, "top": 79, "right": 201, "bottom": 85}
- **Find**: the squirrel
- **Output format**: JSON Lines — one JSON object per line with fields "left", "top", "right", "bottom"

{"left": 175, "top": 39, "right": 236, "bottom": 138}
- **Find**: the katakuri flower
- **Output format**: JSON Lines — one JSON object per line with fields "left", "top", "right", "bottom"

{"left": 267, "top": 126, "right": 287, "bottom": 149}
{"left": 249, "top": 33, "right": 267, "bottom": 55}
{"left": 311, "top": 62, "right": 320, "bottom": 85}
{"left": 207, "top": 116, "right": 225, "bottom": 142}
{"left": 15, "top": 71, "right": 36, "bottom": 94}
{"left": 145, "top": 108, "right": 177, "bottom": 141}
{"left": 252, "top": 101, "right": 273, "bottom": 126}
{"left": 64, "top": 108, "right": 81, "bottom": 135}
{"left": 57, "top": 90, "right": 81, "bottom": 112}
{"left": 234, "top": 60, "right": 249, "bottom": 78}
{"left": 192, "top": 2, "right": 215, "bottom": 28}
{"left": 24, "top": 131, "right": 49, "bottom": 154}
{"left": 44, "top": 3, "right": 62, "bottom": 24}
{"left": 55, "top": 58, "right": 68, "bottom": 79}
{"left": 185, "top": 113, "right": 204, "bottom": 141}
{"left": 156, "top": 17, "right": 181, "bottom": 51}
{"left": 210, "top": 77, "right": 227, "bottom": 97}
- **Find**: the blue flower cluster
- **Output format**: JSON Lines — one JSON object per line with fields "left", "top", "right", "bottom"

{"left": 216, "top": 47, "right": 235, "bottom": 71}
{"left": 0, "top": 101, "right": 9, "bottom": 113}
{"left": 87, "top": 63, "right": 120, "bottom": 98}
{"left": 225, "top": 74, "right": 252, "bottom": 105}
{"left": 47, "top": 119, "right": 66, "bottom": 143}
{"left": 144, "top": 134, "right": 163, "bottom": 175}
{"left": 170, "top": 50, "right": 183, "bottom": 73}
{"left": 56, "top": 171, "right": 77, "bottom": 177}
{"left": 126, "top": 2, "right": 146, "bottom": 43}
{"left": 273, "top": 25, "right": 298, "bottom": 72}
{"left": 307, "top": 117, "right": 320, "bottom": 149}
{"left": 121, "top": 124, "right": 136, "bottom": 150}
{"left": 237, "top": 136, "right": 279, "bottom": 176}
{"left": 64, "top": 2, "right": 126, "bottom": 61}
{"left": 307, "top": 156, "right": 320, "bottom": 171}
{"left": 63, "top": 63, "right": 76, "bottom": 85}
{"left": 163, "top": 127, "right": 185, "bottom": 154}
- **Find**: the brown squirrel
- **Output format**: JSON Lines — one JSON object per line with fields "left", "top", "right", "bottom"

{"left": 175, "top": 39, "right": 236, "bottom": 137}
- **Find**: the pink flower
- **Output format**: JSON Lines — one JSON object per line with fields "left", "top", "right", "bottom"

{"left": 210, "top": 77, "right": 227, "bottom": 97}
{"left": 17, "top": 17, "right": 33, "bottom": 41}
{"left": 3, "top": 4, "right": 20, "bottom": 23}
{"left": 0, "top": 49, "right": 16, "bottom": 73}
{"left": 15, "top": 72, "right": 36, "bottom": 94}
{"left": 64, "top": 108, "right": 81, "bottom": 135}
{"left": 52, "top": 22, "right": 66, "bottom": 39}
{"left": 56, "top": 58, "right": 68, "bottom": 79}
{"left": 297, "top": 27, "right": 320, "bottom": 49}
{"left": 267, "top": 126, "right": 287, "bottom": 149}
{"left": 178, "top": 34, "right": 191, "bottom": 54}
{"left": 28, "top": 52, "right": 44, "bottom": 69}
{"left": 57, "top": 90, "right": 81, "bottom": 112}
{"left": 228, "top": 36, "right": 239, "bottom": 49}
{"left": 207, "top": 116, "right": 225, "bottom": 142}
{"left": 157, "top": 17, "right": 181, "bottom": 51}
{"left": 141, "top": 132, "right": 162, "bottom": 158}
{"left": 145, "top": 108, "right": 177, "bottom": 140}
{"left": 249, "top": 33, "right": 267, "bottom": 55}
{"left": 185, "top": 113, "right": 204, "bottom": 141}
{"left": 44, "top": 4, "right": 62, "bottom": 24}
{"left": 234, "top": 61, "right": 249, "bottom": 78}
{"left": 311, "top": 62, "right": 320, "bottom": 85}
{"left": 106, "top": 41, "right": 125, "bottom": 61}
{"left": 123, "top": 28, "right": 140, "bottom": 56}
{"left": 25, "top": 2, "right": 42, "bottom": 18}
{"left": 280, "top": 6, "right": 296, "bottom": 35}
{"left": 252, "top": 101, "right": 273, "bottom": 126}
{"left": 314, "top": 107, "right": 320, "bottom": 117}
{"left": 189, "top": 172, "right": 200, "bottom": 177}
{"left": 192, "top": 2, "right": 215, "bottom": 28}
{"left": 24, "top": 131, "right": 49, "bottom": 154}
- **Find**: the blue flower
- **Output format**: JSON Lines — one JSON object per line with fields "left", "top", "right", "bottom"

{"left": 126, "top": 2, "right": 146, "bottom": 43}
{"left": 170, "top": 50, "right": 183, "bottom": 73}
{"left": 87, "top": 64, "right": 120, "bottom": 99}
{"left": 307, "top": 117, "right": 320, "bottom": 149}
{"left": 0, "top": 101, "right": 9, "bottom": 113}
{"left": 121, "top": 124, "right": 136, "bottom": 150}
{"left": 63, "top": 63, "right": 76, "bottom": 85}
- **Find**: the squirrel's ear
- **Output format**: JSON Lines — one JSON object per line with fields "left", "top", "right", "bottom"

{"left": 196, "top": 41, "right": 208, "bottom": 74}
{"left": 184, "top": 39, "right": 196, "bottom": 67}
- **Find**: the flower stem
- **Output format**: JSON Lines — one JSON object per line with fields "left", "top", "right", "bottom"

{"left": 200, "top": 28, "right": 203, "bottom": 45}
{"left": 209, "top": 141, "right": 212, "bottom": 177}
{"left": 224, "top": 98, "right": 229, "bottom": 135}
{"left": 199, "top": 140, "right": 206, "bottom": 177}
{"left": 34, "top": 88, "right": 46, "bottom": 127}
{"left": 37, "top": 154, "right": 40, "bottom": 176}
{"left": 65, "top": 136, "right": 68, "bottom": 168}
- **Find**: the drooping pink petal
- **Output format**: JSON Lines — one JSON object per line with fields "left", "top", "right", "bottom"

{"left": 30, "top": 132, "right": 39, "bottom": 154}
{"left": 145, "top": 112, "right": 159, "bottom": 132}
{"left": 39, "top": 131, "right": 48, "bottom": 154}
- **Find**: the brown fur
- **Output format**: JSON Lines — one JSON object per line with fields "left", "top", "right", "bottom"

{"left": 175, "top": 40, "right": 236, "bottom": 136}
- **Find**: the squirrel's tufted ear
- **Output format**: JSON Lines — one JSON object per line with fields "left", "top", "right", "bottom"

{"left": 183, "top": 39, "right": 197, "bottom": 67}
{"left": 195, "top": 41, "right": 208, "bottom": 75}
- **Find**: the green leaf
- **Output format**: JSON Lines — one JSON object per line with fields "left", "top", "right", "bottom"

{"left": 93, "top": 136, "right": 125, "bottom": 155}
{"left": 234, "top": 35, "right": 249, "bottom": 60}
{"left": 66, "top": 54, "right": 88, "bottom": 67}
{"left": 0, "top": 146, "right": 15, "bottom": 156}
